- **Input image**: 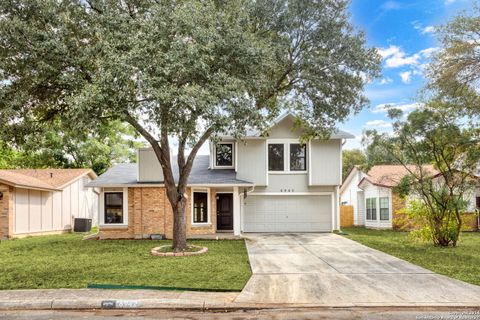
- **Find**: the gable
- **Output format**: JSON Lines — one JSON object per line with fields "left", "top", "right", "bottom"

{"left": 267, "top": 114, "right": 306, "bottom": 138}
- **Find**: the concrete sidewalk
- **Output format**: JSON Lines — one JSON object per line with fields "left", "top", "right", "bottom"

{"left": 0, "top": 289, "right": 241, "bottom": 310}
{"left": 1, "top": 287, "right": 480, "bottom": 311}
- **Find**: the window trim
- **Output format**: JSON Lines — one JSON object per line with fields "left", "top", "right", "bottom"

{"left": 267, "top": 139, "right": 308, "bottom": 174}
{"left": 289, "top": 143, "right": 307, "bottom": 172}
{"left": 379, "top": 196, "right": 390, "bottom": 221}
{"left": 268, "top": 143, "right": 285, "bottom": 172}
{"left": 191, "top": 188, "right": 211, "bottom": 226}
{"left": 213, "top": 142, "right": 234, "bottom": 169}
{"left": 366, "top": 197, "right": 377, "bottom": 221}
{"left": 100, "top": 188, "right": 128, "bottom": 227}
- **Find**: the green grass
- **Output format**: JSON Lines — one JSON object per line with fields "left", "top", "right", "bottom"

{"left": 342, "top": 227, "right": 480, "bottom": 286}
{"left": 0, "top": 234, "right": 252, "bottom": 291}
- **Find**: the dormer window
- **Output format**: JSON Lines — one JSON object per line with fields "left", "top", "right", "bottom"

{"left": 215, "top": 143, "right": 234, "bottom": 168}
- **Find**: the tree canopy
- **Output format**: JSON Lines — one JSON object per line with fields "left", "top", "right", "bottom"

{"left": 427, "top": 3, "right": 480, "bottom": 118}
{"left": 0, "top": 0, "right": 380, "bottom": 250}
{"left": 342, "top": 149, "right": 366, "bottom": 181}
{"left": 0, "top": 121, "right": 142, "bottom": 174}
{"left": 369, "top": 105, "right": 480, "bottom": 246}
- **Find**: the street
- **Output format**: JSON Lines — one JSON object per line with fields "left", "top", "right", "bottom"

{"left": 2, "top": 308, "right": 480, "bottom": 320}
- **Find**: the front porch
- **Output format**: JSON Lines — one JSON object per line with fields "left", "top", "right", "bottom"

{"left": 97, "top": 186, "right": 243, "bottom": 239}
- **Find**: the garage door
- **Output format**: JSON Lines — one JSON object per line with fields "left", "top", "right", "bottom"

{"left": 242, "top": 195, "right": 332, "bottom": 232}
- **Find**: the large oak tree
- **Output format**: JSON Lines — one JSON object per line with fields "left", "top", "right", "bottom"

{"left": 0, "top": 0, "right": 380, "bottom": 251}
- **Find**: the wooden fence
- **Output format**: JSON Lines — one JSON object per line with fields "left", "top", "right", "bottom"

{"left": 340, "top": 205, "right": 354, "bottom": 228}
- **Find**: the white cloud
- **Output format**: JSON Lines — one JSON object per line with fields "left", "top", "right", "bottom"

{"left": 445, "top": 0, "right": 456, "bottom": 5}
{"left": 421, "top": 25, "right": 436, "bottom": 34}
{"left": 399, "top": 71, "right": 412, "bottom": 83}
{"left": 377, "top": 45, "right": 400, "bottom": 58}
{"left": 377, "top": 45, "right": 420, "bottom": 68}
{"left": 378, "top": 77, "right": 393, "bottom": 85}
{"left": 372, "top": 102, "right": 423, "bottom": 114}
{"left": 364, "top": 119, "right": 393, "bottom": 128}
{"left": 412, "top": 21, "right": 436, "bottom": 35}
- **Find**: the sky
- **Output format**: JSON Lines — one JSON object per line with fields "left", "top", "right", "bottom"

{"left": 339, "top": 0, "right": 473, "bottom": 149}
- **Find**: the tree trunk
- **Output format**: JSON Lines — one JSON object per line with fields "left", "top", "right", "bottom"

{"left": 172, "top": 197, "right": 188, "bottom": 252}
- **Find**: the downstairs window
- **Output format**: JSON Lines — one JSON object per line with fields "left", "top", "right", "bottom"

{"left": 104, "top": 192, "right": 124, "bottom": 224}
{"left": 193, "top": 191, "right": 209, "bottom": 224}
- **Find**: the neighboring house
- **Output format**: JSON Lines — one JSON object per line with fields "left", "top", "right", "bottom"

{"left": 0, "top": 169, "right": 98, "bottom": 239}
{"left": 87, "top": 113, "right": 354, "bottom": 239}
{"left": 340, "top": 165, "right": 480, "bottom": 229}
{"left": 339, "top": 166, "right": 367, "bottom": 226}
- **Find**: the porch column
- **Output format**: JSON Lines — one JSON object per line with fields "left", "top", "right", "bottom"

{"left": 233, "top": 187, "right": 241, "bottom": 236}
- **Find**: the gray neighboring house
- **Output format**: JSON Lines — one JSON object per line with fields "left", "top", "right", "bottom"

{"left": 87, "top": 113, "right": 354, "bottom": 239}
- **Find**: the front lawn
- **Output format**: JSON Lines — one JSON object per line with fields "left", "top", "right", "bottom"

{"left": 0, "top": 234, "right": 251, "bottom": 291}
{"left": 342, "top": 227, "right": 480, "bottom": 286}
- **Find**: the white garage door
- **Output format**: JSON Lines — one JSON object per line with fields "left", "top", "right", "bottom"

{"left": 242, "top": 195, "right": 332, "bottom": 232}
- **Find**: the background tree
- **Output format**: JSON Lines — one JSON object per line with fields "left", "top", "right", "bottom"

{"left": 342, "top": 149, "right": 366, "bottom": 181}
{"left": 0, "top": 0, "right": 380, "bottom": 251}
{"left": 0, "top": 121, "right": 141, "bottom": 174}
{"left": 371, "top": 106, "right": 480, "bottom": 247}
{"left": 427, "top": 3, "right": 480, "bottom": 118}
{"left": 362, "top": 129, "right": 400, "bottom": 169}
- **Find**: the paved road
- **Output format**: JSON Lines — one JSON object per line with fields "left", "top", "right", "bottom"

{"left": 236, "top": 233, "right": 480, "bottom": 305}
{"left": 2, "top": 308, "right": 480, "bottom": 320}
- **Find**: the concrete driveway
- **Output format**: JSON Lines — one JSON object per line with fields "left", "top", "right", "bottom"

{"left": 235, "top": 233, "right": 480, "bottom": 306}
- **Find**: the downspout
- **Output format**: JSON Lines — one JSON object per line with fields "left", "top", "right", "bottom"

{"left": 239, "top": 186, "right": 255, "bottom": 236}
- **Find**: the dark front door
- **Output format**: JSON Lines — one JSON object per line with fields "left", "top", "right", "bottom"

{"left": 217, "top": 194, "right": 233, "bottom": 231}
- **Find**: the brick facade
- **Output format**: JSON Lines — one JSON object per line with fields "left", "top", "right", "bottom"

{"left": 98, "top": 187, "right": 219, "bottom": 239}
{"left": 0, "top": 184, "right": 14, "bottom": 239}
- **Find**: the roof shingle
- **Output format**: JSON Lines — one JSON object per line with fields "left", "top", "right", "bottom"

{"left": 0, "top": 169, "right": 95, "bottom": 191}
{"left": 87, "top": 155, "right": 253, "bottom": 187}
{"left": 360, "top": 165, "right": 438, "bottom": 188}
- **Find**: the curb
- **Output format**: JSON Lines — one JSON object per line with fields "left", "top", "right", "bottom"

{"left": 1, "top": 299, "right": 480, "bottom": 311}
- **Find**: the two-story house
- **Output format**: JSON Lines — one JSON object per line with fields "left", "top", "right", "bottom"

{"left": 87, "top": 113, "right": 354, "bottom": 239}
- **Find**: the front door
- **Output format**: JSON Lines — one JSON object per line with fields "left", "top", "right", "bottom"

{"left": 217, "top": 194, "right": 233, "bottom": 231}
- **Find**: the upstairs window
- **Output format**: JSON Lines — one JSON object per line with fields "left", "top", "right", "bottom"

{"left": 105, "top": 192, "right": 124, "bottom": 224}
{"left": 379, "top": 197, "right": 389, "bottom": 221}
{"left": 268, "top": 142, "right": 307, "bottom": 172}
{"left": 268, "top": 144, "right": 284, "bottom": 171}
{"left": 290, "top": 144, "right": 307, "bottom": 171}
{"left": 215, "top": 143, "right": 233, "bottom": 167}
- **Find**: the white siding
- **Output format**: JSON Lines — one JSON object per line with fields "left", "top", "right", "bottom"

{"left": 138, "top": 148, "right": 164, "bottom": 182}
{"left": 14, "top": 188, "right": 29, "bottom": 234}
{"left": 52, "top": 191, "right": 63, "bottom": 230}
{"left": 310, "top": 139, "right": 342, "bottom": 186}
{"left": 236, "top": 140, "right": 267, "bottom": 186}
{"left": 268, "top": 116, "right": 305, "bottom": 138}
{"left": 340, "top": 169, "right": 366, "bottom": 226}
{"left": 362, "top": 182, "right": 392, "bottom": 229}
{"left": 12, "top": 175, "right": 99, "bottom": 236}
{"left": 62, "top": 185, "right": 72, "bottom": 230}
{"left": 41, "top": 191, "right": 53, "bottom": 230}
{"left": 357, "top": 191, "right": 365, "bottom": 226}
{"left": 29, "top": 190, "right": 42, "bottom": 232}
